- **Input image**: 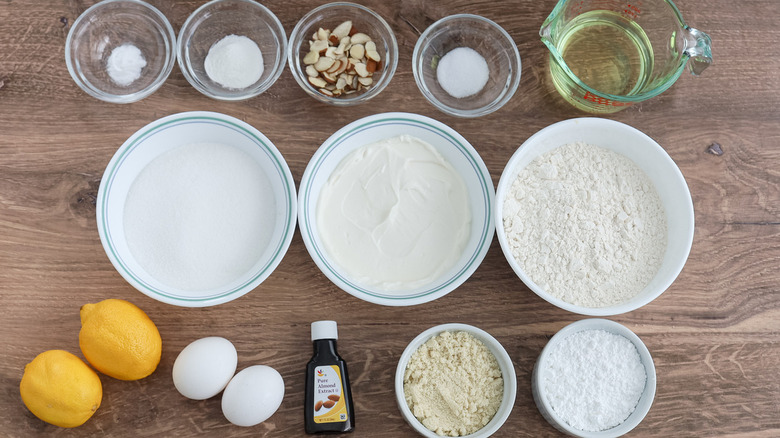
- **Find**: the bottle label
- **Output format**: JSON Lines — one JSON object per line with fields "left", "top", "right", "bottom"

{"left": 312, "top": 365, "right": 348, "bottom": 424}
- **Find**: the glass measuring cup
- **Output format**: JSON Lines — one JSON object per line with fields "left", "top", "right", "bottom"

{"left": 540, "top": 0, "right": 712, "bottom": 113}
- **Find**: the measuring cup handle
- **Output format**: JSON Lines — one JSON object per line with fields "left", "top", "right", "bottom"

{"left": 683, "top": 26, "right": 713, "bottom": 75}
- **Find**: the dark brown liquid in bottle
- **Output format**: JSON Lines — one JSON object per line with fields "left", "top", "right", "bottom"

{"left": 305, "top": 338, "right": 355, "bottom": 434}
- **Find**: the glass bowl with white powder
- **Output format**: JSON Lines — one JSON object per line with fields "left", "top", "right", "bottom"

{"left": 532, "top": 319, "right": 657, "bottom": 437}
{"left": 394, "top": 323, "right": 517, "bottom": 437}
{"left": 65, "top": 0, "right": 176, "bottom": 104}
{"left": 298, "top": 113, "right": 495, "bottom": 306}
{"left": 177, "top": 0, "right": 287, "bottom": 101}
{"left": 96, "top": 112, "right": 297, "bottom": 307}
{"left": 495, "top": 118, "right": 695, "bottom": 316}
{"left": 412, "top": 14, "right": 521, "bottom": 118}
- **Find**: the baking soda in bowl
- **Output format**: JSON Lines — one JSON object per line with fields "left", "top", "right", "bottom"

{"left": 123, "top": 142, "right": 276, "bottom": 291}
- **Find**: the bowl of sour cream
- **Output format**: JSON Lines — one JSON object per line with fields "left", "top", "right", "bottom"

{"left": 299, "top": 113, "right": 494, "bottom": 306}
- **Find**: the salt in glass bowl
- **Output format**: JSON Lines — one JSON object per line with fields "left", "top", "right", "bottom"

{"left": 394, "top": 323, "right": 517, "bottom": 438}
{"left": 532, "top": 318, "right": 657, "bottom": 437}
{"left": 298, "top": 113, "right": 495, "bottom": 306}
{"left": 65, "top": 0, "right": 176, "bottom": 104}
{"left": 96, "top": 112, "right": 297, "bottom": 307}
{"left": 412, "top": 14, "right": 521, "bottom": 118}
{"left": 177, "top": 0, "right": 287, "bottom": 101}
{"left": 495, "top": 117, "right": 695, "bottom": 316}
{"left": 287, "top": 2, "right": 398, "bottom": 106}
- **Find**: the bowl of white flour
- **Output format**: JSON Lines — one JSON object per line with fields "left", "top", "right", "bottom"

{"left": 532, "top": 318, "right": 656, "bottom": 437}
{"left": 496, "top": 118, "right": 694, "bottom": 315}
{"left": 97, "top": 112, "right": 297, "bottom": 307}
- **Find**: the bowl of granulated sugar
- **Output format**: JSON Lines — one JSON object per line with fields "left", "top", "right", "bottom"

{"left": 532, "top": 319, "right": 657, "bottom": 437}
{"left": 395, "top": 323, "right": 517, "bottom": 437}
{"left": 496, "top": 117, "right": 695, "bottom": 316}
{"left": 412, "top": 14, "right": 521, "bottom": 118}
{"left": 97, "top": 112, "right": 297, "bottom": 307}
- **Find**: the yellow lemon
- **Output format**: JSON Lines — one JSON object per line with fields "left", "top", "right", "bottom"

{"left": 20, "top": 350, "right": 102, "bottom": 428}
{"left": 79, "top": 298, "right": 162, "bottom": 381}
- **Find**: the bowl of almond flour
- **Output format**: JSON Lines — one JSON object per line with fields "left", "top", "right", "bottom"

{"left": 395, "top": 324, "right": 517, "bottom": 437}
{"left": 97, "top": 112, "right": 297, "bottom": 307}
{"left": 495, "top": 118, "right": 694, "bottom": 316}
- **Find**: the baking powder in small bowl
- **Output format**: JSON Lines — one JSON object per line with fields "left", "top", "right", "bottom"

{"left": 532, "top": 319, "right": 656, "bottom": 438}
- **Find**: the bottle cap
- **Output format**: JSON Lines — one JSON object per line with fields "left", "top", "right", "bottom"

{"left": 311, "top": 320, "right": 338, "bottom": 341}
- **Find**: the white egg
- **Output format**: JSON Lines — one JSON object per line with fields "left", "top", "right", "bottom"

{"left": 172, "top": 337, "right": 237, "bottom": 400}
{"left": 221, "top": 365, "right": 285, "bottom": 427}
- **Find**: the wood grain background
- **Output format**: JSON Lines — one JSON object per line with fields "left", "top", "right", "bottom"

{"left": 1, "top": 0, "right": 779, "bottom": 437}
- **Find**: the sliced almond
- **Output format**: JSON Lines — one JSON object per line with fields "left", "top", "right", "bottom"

{"left": 310, "top": 39, "right": 329, "bottom": 54}
{"left": 350, "top": 33, "right": 371, "bottom": 45}
{"left": 334, "top": 58, "right": 348, "bottom": 75}
{"left": 324, "top": 47, "right": 338, "bottom": 59}
{"left": 303, "top": 50, "right": 319, "bottom": 65}
{"left": 326, "top": 58, "right": 342, "bottom": 74}
{"left": 366, "top": 59, "right": 377, "bottom": 73}
{"left": 332, "top": 20, "right": 352, "bottom": 39}
{"left": 366, "top": 50, "right": 381, "bottom": 62}
{"left": 350, "top": 43, "right": 365, "bottom": 60}
{"left": 354, "top": 62, "right": 369, "bottom": 77}
{"left": 317, "top": 28, "right": 330, "bottom": 42}
{"left": 322, "top": 71, "right": 337, "bottom": 84}
{"left": 308, "top": 76, "right": 327, "bottom": 88}
{"left": 358, "top": 76, "right": 373, "bottom": 86}
{"left": 314, "top": 56, "right": 336, "bottom": 72}
{"left": 319, "top": 88, "right": 334, "bottom": 96}
{"left": 335, "top": 76, "right": 348, "bottom": 91}
{"left": 365, "top": 41, "right": 376, "bottom": 52}
{"left": 305, "top": 65, "right": 319, "bottom": 77}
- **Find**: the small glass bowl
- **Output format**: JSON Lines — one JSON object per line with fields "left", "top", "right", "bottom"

{"left": 64, "top": 0, "right": 176, "bottom": 104}
{"left": 177, "top": 0, "right": 287, "bottom": 101}
{"left": 412, "top": 14, "right": 521, "bottom": 117}
{"left": 288, "top": 2, "right": 398, "bottom": 106}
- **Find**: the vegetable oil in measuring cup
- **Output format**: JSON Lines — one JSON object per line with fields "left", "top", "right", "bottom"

{"left": 551, "top": 10, "right": 654, "bottom": 98}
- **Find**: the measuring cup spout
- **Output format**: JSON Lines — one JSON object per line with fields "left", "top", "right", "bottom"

{"left": 682, "top": 26, "right": 712, "bottom": 75}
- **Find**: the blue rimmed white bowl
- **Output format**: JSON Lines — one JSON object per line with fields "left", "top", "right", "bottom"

{"left": 97, "top": 111, "right": 297, "bottom": 307}
{"left": 298, "top": 112, "right": 495, "bottom": 306}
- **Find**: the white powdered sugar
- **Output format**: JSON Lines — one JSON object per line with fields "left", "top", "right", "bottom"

{"left": 503, "top": 142, "right": 667, "bottom": 307}
{"left": 543, "top": 329, "right": 647, "bottom": 431}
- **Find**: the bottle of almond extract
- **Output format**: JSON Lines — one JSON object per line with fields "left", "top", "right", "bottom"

{"left": 305, "top": 321, "right": 355, "bottom": 434}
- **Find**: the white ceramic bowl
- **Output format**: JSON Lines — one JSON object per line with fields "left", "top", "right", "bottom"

{"left": 495, "top": 117, "right": 694, "bottom": 316}
{"left": 395, "top": 323, "right": 517, "bottom": 437}
{"left": 298, "top": 113, "right": 495, "bottom": 306}
{"left": 97, "top": 112, "right": 297, "bottom": 307}
{"left": 532, "top": 318, "right": 656, "bottom": 437}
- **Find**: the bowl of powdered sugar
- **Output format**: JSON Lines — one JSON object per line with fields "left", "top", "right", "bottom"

{"left": 532, "top": 319, "right": 656, "bottom": 437}
{"left": 97, "top": 112, "right": 297, "bottom": 307}
{"left": 395, "top": 324, "right": 517, "bottom": 437}
{"left": 65, "top": 0, "right": 176, "bottom": 103}
{"left": 496, "top": 117, "right": 694, "bottom": 315}
{"left": 177, "top": 0, "right": 287, "bottom": 101}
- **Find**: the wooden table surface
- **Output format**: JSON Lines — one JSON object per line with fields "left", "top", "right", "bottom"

{"left": 2, "top": 0, "right": 779, "bottom": 436}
